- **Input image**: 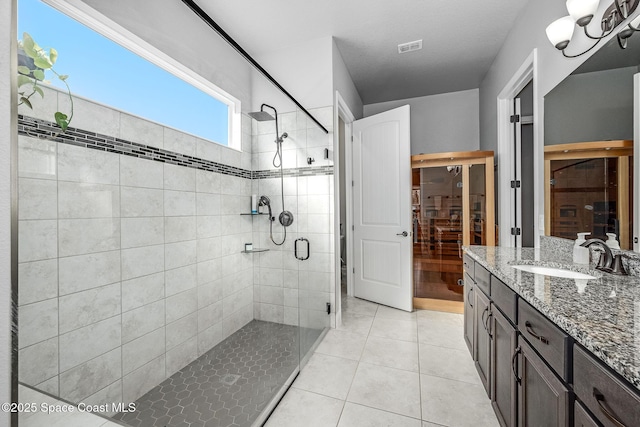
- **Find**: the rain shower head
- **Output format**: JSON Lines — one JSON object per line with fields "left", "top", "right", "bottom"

{"left": 248, "top": 110, "right": 275, "bottom": 122}
{"left": 248, "top": 103, "right": 277, "bottom": 121}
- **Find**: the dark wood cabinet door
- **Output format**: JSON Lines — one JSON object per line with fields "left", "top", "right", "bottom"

{"left": 517, "top": 337, "right": 570, "bottom": 427}
{"left": 574, "top": 400, "right": 600, "bottom": 427}
{"left": 464, "top": 273, "right": 475, "bottom": 356}
{"left": 490, "top": 304, "right": 517, "bottom": 427}
{"left": 474, "top": 288, "right": 491, "bottom": 396}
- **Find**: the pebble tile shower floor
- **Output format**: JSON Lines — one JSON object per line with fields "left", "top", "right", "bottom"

{"left": 113, "top": 320, "right": 320, "bottom": 427}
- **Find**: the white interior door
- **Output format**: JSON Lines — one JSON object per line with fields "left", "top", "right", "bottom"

{"left": 352, "top": 105, "right": 412, "bottom": 311}
{"left": 634, "top": 73, "right": 639, "bottom": 252}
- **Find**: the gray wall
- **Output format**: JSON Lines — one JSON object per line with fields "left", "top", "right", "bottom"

{"left": 545, "top": 67, "right": 637, "bottom": 145}
{"left": 333, "top": 39, "right": 364, "bottom": 119}
{"left": 1, "top": 0, "right": 15, "bottom": 423}
{"left": 363, "top": 89, "right": 479, "bottom": 155}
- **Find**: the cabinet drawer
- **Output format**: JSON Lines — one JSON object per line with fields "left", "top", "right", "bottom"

{"left": 574, "top": 400, "right": 599, "bottom": 427}
{"left": 490, "top": 275, "right": 516, "bottom": 325}
{"left": 475, "top": 263, "right": 490, "bottom": 296}
{"left": 517, "top": 299, "right": 571, "bottom": 381}
{"left": 463, "top": 253, "right": 475, "bottom": 279}
{"left": 574, "top": 345, "right": 640, "bottom": 427}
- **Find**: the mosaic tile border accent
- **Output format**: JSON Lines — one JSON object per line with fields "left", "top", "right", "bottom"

{"left": 18, "top": 115, "right": 334, "bottom": 180}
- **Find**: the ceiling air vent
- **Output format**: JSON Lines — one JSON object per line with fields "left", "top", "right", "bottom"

{"left": 398, "top": 39, "right": 423, "bottom": 54}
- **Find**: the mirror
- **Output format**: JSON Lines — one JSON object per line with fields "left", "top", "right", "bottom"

{"left": 544, "top": 34, "right": 639, "bottom": 251}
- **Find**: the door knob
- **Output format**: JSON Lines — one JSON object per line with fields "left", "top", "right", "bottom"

{"left": 396, "top": 231, "right": 408, "bottom": 237}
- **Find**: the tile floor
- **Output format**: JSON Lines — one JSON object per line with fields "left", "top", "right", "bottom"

{"left": 265, "top": 295, "right": 499, "bottom": 427}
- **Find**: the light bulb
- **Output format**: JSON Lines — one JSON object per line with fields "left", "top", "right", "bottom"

{"left": 546, "top": 16, "right": 576, "bottom": 50}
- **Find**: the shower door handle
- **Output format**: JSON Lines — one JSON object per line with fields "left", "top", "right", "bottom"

{"left": 295, "top": 238, "right": 310, "bottom": 261}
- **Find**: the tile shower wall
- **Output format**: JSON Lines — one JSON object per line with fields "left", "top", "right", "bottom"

{"left": 251, "top": 107, "right": 336, "bottom": 329}
{"left": 17, "top": 87, "right": 255, "bottom": 411}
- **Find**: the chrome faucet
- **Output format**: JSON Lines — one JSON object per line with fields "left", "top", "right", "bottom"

{"left": 580, "top": 238, "right": 628, "bottom": 275}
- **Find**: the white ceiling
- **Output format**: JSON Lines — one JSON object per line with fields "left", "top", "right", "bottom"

{"left": 200, "top": 0, "right": 529, "bottom": 105}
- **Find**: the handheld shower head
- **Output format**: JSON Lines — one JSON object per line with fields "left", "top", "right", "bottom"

{"left": 258, "top": 195, "right": 270, "bottom": 206}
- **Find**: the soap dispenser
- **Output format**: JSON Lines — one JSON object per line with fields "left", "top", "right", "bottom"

{"left": 605, "top": 233, "right": 620, "bottom": 250}
{"left": 573, "top": 232, "right": 590, "bottom": 265}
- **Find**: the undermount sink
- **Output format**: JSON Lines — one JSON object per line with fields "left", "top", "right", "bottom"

{"left": 511, "top": 265, "right": 597, "bottom": 280}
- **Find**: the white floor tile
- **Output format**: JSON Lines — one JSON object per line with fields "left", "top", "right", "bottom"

{"left": 361, "top": 335, "right": 419, "bottom": 372}
{"left": 337, "top": 312, "right": 374, "bottom": 335}
{"left": 421, "top": 374, "right": 499, "bottom": 427}
{"left": 338, "top": 402, "right": 422, "bottom": 427}
{"left": 375, "top": 305, "right": 417, "bottom": 321}
{"left": 341, "top": 296, "right": 379, "bottom": 316}
{"left": 347, "top": 362, "right": 421, "bottom": 419}
{"left": 293, "top": 353, "right": 358, "bottom": 400}
{"left": 315, "top": 329, "right": 367, "bottom": 360}
{"left": 265, "top": 388, "right": 344, "bottom": 427}
{"left": 419, "top": 343, "right": 481, "bottom": 385}
{"left": 370, "top": 316, "right": 418, "bottom": 342}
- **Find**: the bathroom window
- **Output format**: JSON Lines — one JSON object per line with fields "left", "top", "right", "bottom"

{"left": 18, "top": 0, "right": 241, "bottom": 148}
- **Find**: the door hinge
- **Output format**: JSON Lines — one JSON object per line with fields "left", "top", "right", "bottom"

{"left": 511, "top": 227, "right": 521, "bottom": 236}
{"left": 351, "top": 135, "right": 353, "bottom": 142}
{"left": 326, "top": 302, "right": 331, "bottom": 315}
{"left": 549, "top": 179, "right": 556, "bottom": 186}
{"left": 352, "top": 225, "right": 354, "bottom": 231}
{"left": 352, "top": 180, "right": 354, "bottom": 187}
{"left": 353, "top": 267, "right": 355, "bottom": 274}
{"left": 510, "top": 180, "right": 521, "bottom": 189}
{"left": 510, "top": 114, "right": 520, "bottom": 123}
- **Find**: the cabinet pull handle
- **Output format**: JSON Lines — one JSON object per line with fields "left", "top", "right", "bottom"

{"left": 481, "top": 307, "right": 489, "bottom": 332}
{"left": 525, "top": 321, "right": 549, "bottom": 345}
{"left": 593, "top": 388, "right": 627, "bottom": 427}
{"left": 511, "top": 346, "right": 522, "bottom": 384}
{"left": 467, "top": 289, "right": 473, "bottom": 308}
{"left": 485, "top": 312, "right": 493, "bottom": 339}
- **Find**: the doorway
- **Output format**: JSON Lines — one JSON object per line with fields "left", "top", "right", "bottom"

{"left": 412, "top": 151, "right": 495, "bottom": 313}
{"left": 513, "top": 81, "right": 535, "bottom": 247}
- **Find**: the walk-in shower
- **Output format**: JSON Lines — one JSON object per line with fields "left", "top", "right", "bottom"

{"left": 250, "top": 104, "right": 294, "bottom": 246}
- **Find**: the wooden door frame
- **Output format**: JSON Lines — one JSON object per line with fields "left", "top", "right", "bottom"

{"left": 411, "top": 151, "right": 495, "bottom": 311}
{"left": 544, "top": 140, "right": 633, "bottom": 249}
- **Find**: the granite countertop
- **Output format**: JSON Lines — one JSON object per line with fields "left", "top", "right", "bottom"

{"left": 464, "top": 245, "right": 640, "bottom": 391}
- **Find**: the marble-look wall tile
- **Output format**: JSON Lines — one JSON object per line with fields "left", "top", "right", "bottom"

{"left": 121, "top": 245, "right": 164, "bottom": 280}
{"left": 165, "top": 216, "right": 197, "bottom": 243}
{"left": 18, "top": 220, "right": 57, "bottom": 262}
{"left": 120, "top": 113, "right": 164, "bottom": 149}
{"left": 122, "top": 300, "right": 165, "bottom": 344}
{"left": 19, "top": 337, "right": 58, "bottom": 386}
{"left": 198, "top": 301, "right": 223, "bottom": 332}
{"left": 18, "top": 259, "right": 57, "bottom": 305}
{"left": 120, "top": 217, "right": 164, "bottom": 249}
{"left": 197, "top": 322, "right": 223, "bottom": 356}
{"left": 166, "top": 336, "right": 198, "bottom": 377}
{"left": 196, "top": 193, "right": 221, "bottom": 216}
{"left": 165, "top": 240, "right": 197, "bottom": 270}
{"left": 59, "top": 348, "right": 121, "bottom": 403}
{"left": 196, "top": 138, "right": 221, "bottom": 163}
{"left": 19, "top": 298, "right": 58, "bottom": 348}
{"left": 165, "top": 264, "right": 197, "bottom": 296}
{"left": 58, "top": 182, "right": 120, "bottom": 219}
{"left": 58, "top": 315, "right": 121, "bottom": 372}
{"left": 57, "top": 143, "right": 119, "bottom": 185}
{"left": 122, "top": 327, "right": 166, "bottom": 375}
{"left": 120, "top": 155, "right": 163, "bottom": 189}
{"left": 195, "top": 170, "right": 221, "bottom": 194}
{"left": 120, "top": 187, "right": 164, "bottom": 217}
{"left": 58, "top": 218, "right": 120, "bottom": 257}
{"left": 166, "top": 312, "right": 197, "bottom": 350}
{"left": 164, "top": 190, "right": 196, "bottom": 217}
{"left": 122, "top": 355, "right": 165, "bottom": 404}
{"left": 58, "top": 283, "right": 121, "bottom": 334}
{"left": 59, "top": 96, "right": 121, "bottom": 138}
{"left": 18, "top": 178, "right": 57, "bottom": 220}
{"left": 197, "top": 237, "right": 221, "bottom": 262}
{"left": 196, "top": 216, "right": 221, "bottom": 239}
{"left": 197, "top": 279, "right": 224, "bottom": 309}
{"left": 121, "top": 272, "right": 165, "bottom": 312}
{"left": 164, "top": 128, "right": 196, "bottom": 157}
{"left": 82, "top": 379, "right": 123, "bottom": 417}
{"left": 166, "top": 289, "right": 198, "bottom": 324}
{"left": 18, "top": 136, "right": 57, "bottom": 180}
{"left": 59, "top": 250, "right": 120, "bottom": 295}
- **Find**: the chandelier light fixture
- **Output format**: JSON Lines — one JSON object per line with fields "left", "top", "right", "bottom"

{"left": 546, "top": 0, "right": 640, "bottom": 57}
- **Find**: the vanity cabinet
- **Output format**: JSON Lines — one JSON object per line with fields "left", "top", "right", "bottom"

{"left": 573, "top": 344, "right": 640, "bottom": 427}
{"left": 474, "top": 287, "right": 491, "bottom": 395}
{"left": 516, "top": 336, "right": 570, "bottom": 427}
{"left": 463, "top": 272, "right": 475, "bottom": 354}
{"left": 490, "top": 304, "right": 517, "bottom": 427}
